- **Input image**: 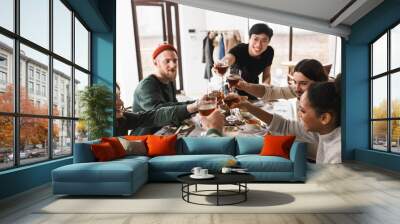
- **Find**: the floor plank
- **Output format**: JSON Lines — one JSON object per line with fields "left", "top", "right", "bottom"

{"left": 1, "top": 162, "right": 400, "bottom": 224}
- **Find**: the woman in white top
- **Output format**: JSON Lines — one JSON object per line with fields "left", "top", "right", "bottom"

{"left": 234, "top": 59, "right": 329, "bottom": 102}
{"left": 232, "top": 80, "right": 341, "bottom": 164}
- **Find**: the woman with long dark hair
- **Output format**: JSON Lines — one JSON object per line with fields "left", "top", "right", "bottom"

{"left": 234, "top": 59, "right": 329, "bottom": 101}
{"left": 231, "top": 78, "right": 341, "bottom": 164}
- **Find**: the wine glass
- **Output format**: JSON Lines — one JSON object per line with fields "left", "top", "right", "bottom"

{"left": 223, "top": 93, "right": 240, "bottom": 123}
{"left": 214, "top": 59, "right": 229, "bottom": 91}
{"left": 214, "top": 58, "right": 229, "bottom": 76}
{"left": 198, "top": 100, "right": 217, "bottom": 117}
{"left": 226, "top": 69, "right": 242, "bottom": 93}
{"left": 207, "top": 81, "right": 224, "bottom": 107}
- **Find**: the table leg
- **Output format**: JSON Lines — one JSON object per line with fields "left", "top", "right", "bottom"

{"left": 188, "top": 184, "right": 191, "bottom": 202}
{"left": 217, "top": 184, "right": 219, "bottom": 206}
{"left": 181, "top": 184, "right": 183, "bottom": 200}
{"left": 245, "top": 183, "right": 247, "bottom": 201}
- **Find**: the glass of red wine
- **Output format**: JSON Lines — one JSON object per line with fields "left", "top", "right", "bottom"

{"left": 226, "top": 69, "right": 241, "bottom": 93}
{"left": 215, "top": 59, "right": 229, "bottom": 91}
{"left": 215, "top": 59, "right": 229, "bottom": 76}
{"left": 223, "top": 93, "right": 240, "bottom": 123}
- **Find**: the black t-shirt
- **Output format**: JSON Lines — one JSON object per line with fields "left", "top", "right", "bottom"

{"left": 229, "top": 43, "right": 274, "bottom": 84}
{"left": 229, "top": 43, "right": 274, "bottom": 100}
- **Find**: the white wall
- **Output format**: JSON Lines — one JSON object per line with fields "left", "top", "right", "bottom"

{"left": 205, "top": 11, "right": 248, "bottom": 42}
{"left": 178, "top": 5, "right": 208, "bottom": 98}
{"left": 116, "top": 0, "right": 138, "bottom": 108}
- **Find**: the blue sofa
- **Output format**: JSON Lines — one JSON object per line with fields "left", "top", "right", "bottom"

{"left": 52, "top": 136, "right": 307, "bottom": 196}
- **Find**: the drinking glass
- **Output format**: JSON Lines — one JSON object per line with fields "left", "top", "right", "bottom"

{"left": 207, "top": 81, "right": 224, "bottom": 107}
{"left": 214, "top": 58, "right": 229, "bottom": 76}
{"left": 198, "top": 99, "right": 217, "bottom": 117}
{"left": 223, "top": 93, "right": 240, "bottom": 123}
{"left": 215, "top": 59, "right": 229, "bottom": 91}
{"left": 226, "top": 69, "right": 242, "bottom": 93}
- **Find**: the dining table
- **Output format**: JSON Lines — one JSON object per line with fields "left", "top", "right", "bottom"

{"left": 154, "top": 98, "right": 297, "bottom": 137}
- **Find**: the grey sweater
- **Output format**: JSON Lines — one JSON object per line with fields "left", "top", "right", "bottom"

{"left": 132, "top": 75, "right": 194, "bottom": 134}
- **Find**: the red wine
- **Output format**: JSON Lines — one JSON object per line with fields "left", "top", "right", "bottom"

{"left": 216, "top": 65, "right": 228, "bottom": 74}
{"left": 199, "top": 104, "right": 216, "bottom": 116}
{"left": 227, "top": 75, "right": 240, "bottom": 87}
{"left": 223, "top": 96, "right": 240, "bottom": 108}
{"left": 210, "top": 90, "right": 224, "bottom": 105}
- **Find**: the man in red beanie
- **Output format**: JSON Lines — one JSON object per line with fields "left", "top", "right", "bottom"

{"left": 132, "top": 43, "right": 200, "bottom": 135}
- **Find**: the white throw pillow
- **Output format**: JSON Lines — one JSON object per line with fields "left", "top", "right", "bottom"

{"left": 118, "top": 137, "right": 147, "bottom": 156}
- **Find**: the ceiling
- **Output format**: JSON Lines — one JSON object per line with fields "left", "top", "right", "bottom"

{"left": 170, "top": 0, "right": 384, "bottom": 38}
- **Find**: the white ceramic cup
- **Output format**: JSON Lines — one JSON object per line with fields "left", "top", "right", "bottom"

{"left": 221, "top": 167, "right": 232, "bottom": 174}
{"left": 199, "top": 169, "right": 208, "bottom": 176}
{"left": 191, "top": 167, "right": 202, "bottom": 176}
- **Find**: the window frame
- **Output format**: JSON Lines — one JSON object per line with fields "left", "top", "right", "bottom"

{"left": 0, "top": 0, "right": 92, "bottom": 171}
{"left": 370, "top": 20, "right": 400, "bottom": 154}
{"left": 131, "top": 0, "right": 183, "bottom": 91}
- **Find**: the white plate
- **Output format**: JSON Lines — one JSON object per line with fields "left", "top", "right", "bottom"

{"left": 253, "top": 100, "right": 265, "bottom": 107}
{"left": 190, "top": 174, "right": 215, "bottom": 179}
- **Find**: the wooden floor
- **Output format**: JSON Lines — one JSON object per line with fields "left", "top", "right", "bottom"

{"left": 1, "top": 162, "right": 400, "bottom": 224}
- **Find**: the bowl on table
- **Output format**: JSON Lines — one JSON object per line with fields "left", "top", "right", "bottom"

{"left": 244, "top": 118, "right": 261, "bottom": 131}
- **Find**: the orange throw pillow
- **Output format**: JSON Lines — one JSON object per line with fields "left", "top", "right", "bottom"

{"left": 146, "top": 135, "right": 177, "bottom": 157}
{"left": 260, "top": 135, "right": 296, "bottom": 159}
{"left": 123, "top": 135, "right": 148, "bottom": 141}
{"left": 101, "top": 137, "right": 126, "bottom": 158}
{"left": 91, "top": 142, "right": 117, "bottom": 161}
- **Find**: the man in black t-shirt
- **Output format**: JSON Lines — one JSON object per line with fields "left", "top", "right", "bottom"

{"left": 215, "top": 23, "right": 274, "bottom": 100}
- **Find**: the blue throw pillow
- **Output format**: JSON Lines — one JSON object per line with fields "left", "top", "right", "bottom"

{"left": 235, "top": 137, "right": 263, "bottom": 155}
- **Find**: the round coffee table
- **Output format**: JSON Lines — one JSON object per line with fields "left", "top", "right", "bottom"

{"left": 177, "top": 173, "right": 255, "bottom": 206}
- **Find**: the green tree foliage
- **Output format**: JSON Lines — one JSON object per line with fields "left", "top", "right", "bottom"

{"left": 0, "top": 85, "right": 59, "bottom": 150}
{"left": 372, "top": 99, "right": 400, "bottom": 141}
{"left": 79, "top": 84, "right": 113, "bottom": 140}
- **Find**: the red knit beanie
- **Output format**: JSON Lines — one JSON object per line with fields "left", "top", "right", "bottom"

{"left": 152, "top": 43, "right": 177, "bottom": 59}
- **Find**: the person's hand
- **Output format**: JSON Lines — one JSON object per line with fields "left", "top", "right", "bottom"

{"left": 187, "top": 95, "right": 216, "bottom": 113}
{"left": 200, "top": 110, "right": 225, "bottom": 132}
{"left": 223, "top": 93, "right": 242, "bottom": 109}
{"left": 235, "top": 80, "right": 249, "bottom": 91}
{"left": 230, "top": 95, "right": 250, "bottom": 110}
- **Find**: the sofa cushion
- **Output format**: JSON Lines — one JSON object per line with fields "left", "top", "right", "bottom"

{"left": 177, "top": 137, "right": 236, "bottom": 155}
{"left": 148, "top": 154, "right": 235, "bottom": 172}
{"left": 260, "top": 135, "right": 296, "bottom": 159}
{"left": 236, "top": 137, "right": 263, "bottom": 155}
{"left": 236, "top": 155, "right": 293, "bottom": 172}
{"left": 147, "top": 135, "right": 177, "bottom": 157}
{"left": 118, "top": 137, "right": 147, "bottom": 156}
{"left": 52, "top": 159, "right": 147, "bottom": 183}
{"left": 115, "top": 155, "right": 150, "bottom": 163}
{"left": 74, "top": 140, "right": 101, "bottom": 163}
{"left": 91, "top": 142, "right": 118, "bottom": 161}
{"left": 101, "top": 137, "right": 127, "bottom": 158}
{"left": 123, "top": 135, "right": 148, "bottom": 141}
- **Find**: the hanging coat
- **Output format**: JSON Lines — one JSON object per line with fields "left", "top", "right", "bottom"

{"left": 202, "top": 32, "right": 215, "bottom": 80}
{"left": 218, "top": 34, "right": 225, "bottom": 60}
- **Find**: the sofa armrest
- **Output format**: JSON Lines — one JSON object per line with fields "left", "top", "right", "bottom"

{"left": 289, "top": 141, "right": 307, "bottom": 181}
{"left": 73, "top": 140, "right": 100, "bottom": 163}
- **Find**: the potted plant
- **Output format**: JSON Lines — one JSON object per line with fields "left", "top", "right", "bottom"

{"left": 79, "top": 84, "right": 113, "bottom": 140}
